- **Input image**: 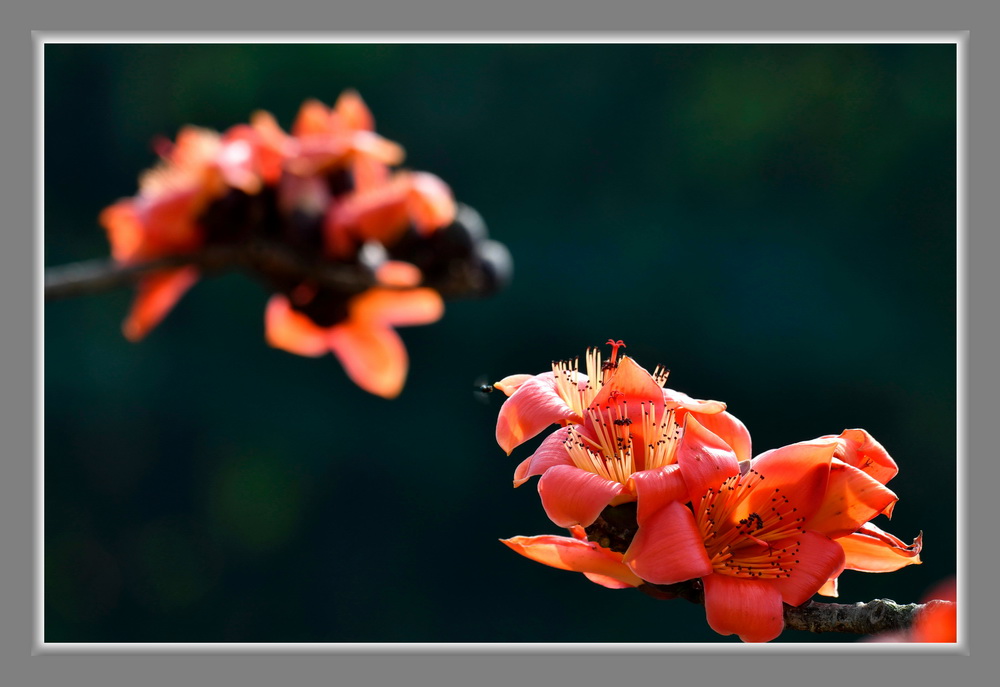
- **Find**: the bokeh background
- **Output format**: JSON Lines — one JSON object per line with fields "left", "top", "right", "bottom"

{"left": 44, "top": 42, "right": 957, "bottom": 643}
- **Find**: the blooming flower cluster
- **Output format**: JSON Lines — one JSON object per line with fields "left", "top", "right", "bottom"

{"left": 101, "top": 90, "right": 510, "bottom": 398}
{"left": 496, "top": 340, "right": 923, "bottom": 642}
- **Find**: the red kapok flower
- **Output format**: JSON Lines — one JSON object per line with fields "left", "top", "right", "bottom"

{"left": 623, "top": 426, "right": 921, "bottom": 642}
{"left": 499, "top": 342, "right": 752, "bottom": 531}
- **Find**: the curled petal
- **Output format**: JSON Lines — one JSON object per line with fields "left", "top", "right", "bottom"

{"left": 623, "top": 501, "right": 713, "bottom": 585}
{"left": 663, "top": 387, "right": 727, "bottom": 415}
{"left": 802, "top": 460, "right": 899, "bottom": 538}
{"left": 500, "top": 534, "right": 642, "bottom": 589}
{"left": 769, "top": 531, "right": 847, "bottom": 607}
{"left": 123, "top": 267, "right": 200, "bottom": 341}
{"left": 496, "top": 375, "right": 577, "bottom": 454}
{"left": 537, "top": 465, "right": 624, "bottom": 528}
{"left": 703, "top": 574, "right": 785, "bottom": 643}
{"left": 689, "top": 409, "right": 752, "bottom": 464}
{"left": 512, "top": 427, "right": 573, "bottom": 487}
{"left": 828, "top": 428, "right": 899, "bottom": 485}
{"left": 837, "top": 522, "right": 923, "bottom": 572}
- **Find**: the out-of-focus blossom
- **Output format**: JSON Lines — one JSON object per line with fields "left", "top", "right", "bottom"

{"left": 99, "top": 90, "right": 508, "bottom": 397}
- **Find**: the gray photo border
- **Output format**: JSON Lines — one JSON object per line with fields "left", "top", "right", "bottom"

{"left": 4, "top": 2, "right": 991, "bottom": 685}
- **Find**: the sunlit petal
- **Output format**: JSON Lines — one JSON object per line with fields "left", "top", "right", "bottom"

{"left": 703, "top": 574, "right": 785, "bottom": 643}
{"left": 537, "top": 465, "right": 624, "bottom": 528}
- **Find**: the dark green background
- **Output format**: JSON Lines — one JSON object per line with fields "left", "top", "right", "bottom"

{"left": 44, "top": 43, "right": 957, "bottom": 643}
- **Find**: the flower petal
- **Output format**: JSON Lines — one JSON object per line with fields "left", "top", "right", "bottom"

{"left": 769, "top": 530, "right": 847, "bottom": 607}
{"left": 496, "top": 375, "right": 577, "bottom": 454}
{"left": 629, "top": 463, "right": 687, "bottom": 526}
{"left": 123, "top": 267, "right": 200, "bottom": 341}
{"left": 801, "top": 460, "right": 899, "bottom": 538}
{"left": 837, "top": 522, "right": 923, "bottom": 572}
{"left": 588, "top": 356, "right": 663, "bottom": 410}
{"left": 703, "top": 574, "right": 786, "bottom": 643}
{"left": 350, "top": 287, "right": 444, "bottom": 327}
{"left": 493, "top": 374, "right": 535, "bottom": 397}
{"left": 663, "top": 387, "right": 727, "bottom": 415}
{"left": 675, "top": 414, "right": 741, "bottom": 504}
{"left": 500, "top": 534, "right": 642, "bottom": 589}
{"left": 264, "top": 294, "right": 330, "bottom": 357}
{"left": 745, "top": 438, "right": 839, "bottom": 521}
{"left": 685, "top": 409, "right": 752, "bottom": 464}
{"left": 623, "top": 500, "right": 713, "bottom": 585}
{"left": 327, "top": 319, "right": 408, "bottom": 399}
{"left": 405, "top": 171, "right": 456, "bottom": 233}
{"left": 512, "top": 427, "right": 573, "bottom": 487}
{"left": 829, "top": 428, "right": 899, "bottom": 485}
{"left": 537, "top": 465, "right": 624, "bottom": 528}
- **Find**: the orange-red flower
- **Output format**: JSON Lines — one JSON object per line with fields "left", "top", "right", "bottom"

{"left": 622, "top": 426, "right": 921, "bottom": 642}
{"left": 99, "top": 90, "right": 476, "bottom": 399}
{"left": 496, "top": 342, "right": 752, "bottom": 531}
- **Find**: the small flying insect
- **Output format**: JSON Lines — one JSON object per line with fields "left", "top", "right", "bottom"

{"left": 473, "top": 374, "right": 498, "bottom": 404}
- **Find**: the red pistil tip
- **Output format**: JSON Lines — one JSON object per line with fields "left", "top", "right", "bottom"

{"left": 605, "top": 339, "right": 626, "bottom": 364}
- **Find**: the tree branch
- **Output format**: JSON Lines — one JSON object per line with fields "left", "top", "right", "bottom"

{"left": 44, "top": 240, "right": 494, "bottom": 302}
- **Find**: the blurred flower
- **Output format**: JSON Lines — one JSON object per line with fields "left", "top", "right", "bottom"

{"left": 623, "top": 429, "right": 921, "bottom": 642}
{"left": 98, "top": 90, "right": 509, "bottom": 396}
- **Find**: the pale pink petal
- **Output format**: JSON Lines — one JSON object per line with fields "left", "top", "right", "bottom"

{"left": 374, "top": 260, "right": 423, "bottom": 287}
{"left": 264, "top": 294, "right": 330, "bottom": 357}
{"left": 537, "top": 465, "right": 624, "bottom": 528}
{"left": 405, "top": 171, "right": 456, "bottom": 233}
{"left": 623, "top": 500, "right": 713, "bottom": 585}
{"left": 327, "top": 320, "right": 408, "bottom": 399}
{"left": 494, "top": 374, "right": 535, "bottom": 397}
{"left": 123, "top": 267, "right": 200, "bottom": 341}
{"left": 496, "top": 375, "right": 577, "bottom": 455}
{"left": 674, "top": 414, "right": 741, "bottom": 503}
{"left": 769, "top": 531, "right": 847, "bottom": 607}
{"left": 837, "top": 522, "right": 923, "bottom": 572}
{"left": 663, "top": 387, "right": 727, "bottom": 415}
{"left": 500, "top": 535, "right": 642, "bottom": 588}
{"left": 703, "top": 574, "right": 785, "bottom": 643}
{"left": 512, "top": 427, "right": 573, "bottom": 487}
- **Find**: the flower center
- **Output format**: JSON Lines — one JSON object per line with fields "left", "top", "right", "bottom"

{"left": 562, "top": 400, "right": 683, "bottom": 484}
{"left": 694, "top": 468, "right": 806, "bottom": 580}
